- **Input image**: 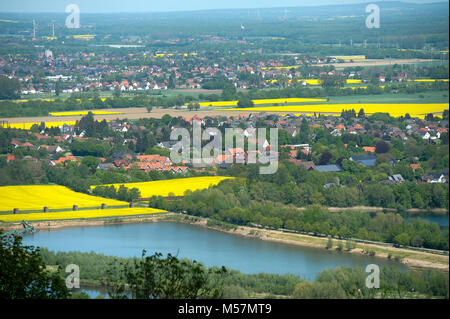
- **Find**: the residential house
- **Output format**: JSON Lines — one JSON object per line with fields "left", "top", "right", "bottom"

{"left": 97, "top": 163, "right": 115, "bottom": 171}
{"left": 422, "top": 174, "right": 447, "bottom": 184}
{"left": 350, "top": 155, "right": 377, "bottom": 167}
{"left": 315, "top": 164, "right": 342, "bottom": 173}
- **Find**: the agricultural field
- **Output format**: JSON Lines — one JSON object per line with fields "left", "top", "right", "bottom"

{"left": 0, "top": 121, "right": 78, "bottom": 130}
{"left": 222, "top": 103, "right": 449, "bottom": 118}
{"left": 327, "top": 92, "right": 449, "bottom": 104}
{"left": 49, "top": 111, "right": 124, "bottom": 117}
{"left": 0, "top": 207, "right": 166, "bottom": 223}
{"left": 195, "top": 98, "right": 328, "bottom": 107}
{"left": 266, "top": 79, "right": 362, "bottom": 85}
{"left": 92, "top": 176, "right": 234, "bottom": 198}
{"left": 0, "top": 185, "right": 129, "bottom": 213}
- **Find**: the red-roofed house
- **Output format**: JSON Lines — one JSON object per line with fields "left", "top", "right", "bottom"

{"left": 363, "top": 146, "right": 376, "bottom": 153}
{"left": 52, "top": 156, "right": 77, "bottom": 166}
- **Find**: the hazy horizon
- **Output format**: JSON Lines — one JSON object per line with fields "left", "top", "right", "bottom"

{"left": 0, "top": 0, "right": 448, "bottom": 14}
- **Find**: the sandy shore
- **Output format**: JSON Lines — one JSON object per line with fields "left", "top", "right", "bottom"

{"left": 1, "top": 213, "right": 448, "bottom": 272}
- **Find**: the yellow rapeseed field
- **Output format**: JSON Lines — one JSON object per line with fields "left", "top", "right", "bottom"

{"left": 194, "top": 98, "right": 327, "bottom": 107}
{"left": 266, "top": 79, "right": 363, "bottom": 85}
{"left": 0, "top": 207, "right": 166, "bottom": 223}
{"left": 0, "top": 185, "right": 129, "bottom": 212}
{"left": 50, "top": 111, "right": 124, "bottom": 117}
{"left": 346, "top": 79, "right": 363, "bottom": 84}
{"left": 298, "top": 79, "right": 322, "bottom": 85}
{"left": 221, "top": 103, "right": 449, "bottom": 118}
{"left": 252, "top": 98, "right": 328, "bottom": 104}
{"left": 0, "top": 121, "right": 78, "bottom": 130}
{"left": 197, "top": 101, "right": 239, "bottom": 107}
{"left": 91, "top": 176, "right": 234, "bottom": 198}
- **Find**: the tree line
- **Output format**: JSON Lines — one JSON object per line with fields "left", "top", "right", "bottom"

{"left": 149, "top": 178, "right": 449, "bottom": 250}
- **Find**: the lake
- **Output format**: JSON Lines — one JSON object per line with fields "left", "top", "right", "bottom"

{"left": 22, "top": 222, "right": 408, "bottom": 281}
{"left": 403, "top": 214, "right": 449, "bottom": 228}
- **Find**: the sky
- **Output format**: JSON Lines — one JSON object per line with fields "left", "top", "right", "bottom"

{"left": 0, "top": 0, "right": 447, "bottom": 13}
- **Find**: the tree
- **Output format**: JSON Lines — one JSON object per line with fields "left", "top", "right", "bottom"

{"left": 168, "top": 72, "right": 176, "bottom": 89}
{"left": 81, "top": 156, "right": 99, "bottom": 170}
{"left": 358, "top": 108, "right": 366, "bottom": 118}
{"left": 320, "top": 74, "right": 346, "bottom": 88}
{"left": 221, "top": 83, "right": 237, "bottom": 101}
{"left": 146, "top": 106, "right": 153, "bottom": 113}
{"left": 394, "top": 233, "right": 411, "bottom": 246}
{"left": 293, "top": 281, "right": 347, "bottom": 299}
{"left": 326, "top": 237, "right": 334, "bottom": 249}
{"left": 0, "top": 75, "right": 21, "bottom": 100}
{"left": 375, "top": 140, "right": 390, "bottom": 154}
{"left": 237, "top": 96, "right": 254, "bottom": 108}
{"left": 345, "top": 240, "right": 356, "bottom": 251}
{"left": 319, "top": 152, "right": 333, "bottom": 165}
{"left": 76, "top": 112, "right": 96, "bottom": 137}
{"left": 107, "top": 251, "right": 226, "bottom": 299}
{"left": 55, "top": 79, "right": 62, "bottom": 97}
{"left": 0, "top": 235, "right": 69, "bottom": 299}
{"left": 113, "top": 86, "right": 121, "bottom": 98}
{"left": 366, "top": 184, "right": 395, "bottom": 207}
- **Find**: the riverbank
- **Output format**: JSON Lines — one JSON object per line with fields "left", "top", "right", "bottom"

{"left": 1, "top": 213, "right": 448, "bottom": 272}
{"left": 323, "top": 206, "right": 449, "bottom": 215}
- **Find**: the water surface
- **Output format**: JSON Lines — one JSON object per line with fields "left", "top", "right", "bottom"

{"left": 23, "top": 222, "right": 408, "bottom": 280}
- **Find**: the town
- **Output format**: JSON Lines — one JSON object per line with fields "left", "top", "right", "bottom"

{"left": 0, "top": 0, "right": 448, "bottom": 302}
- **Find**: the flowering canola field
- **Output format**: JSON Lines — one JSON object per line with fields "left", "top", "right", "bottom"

{"left": 222, "top": 103, "right": 449, "bottom": 118}
{"left": 0, "top": 207, "right": 166, "bottom": 223}
{"left": 92, "top": 176, "right": 234, "bottom": 198}
{"left": 265, "top": 79, "right": 362, "bottom": 85}
{"left": 195, "top": 98, "right": 328, "bottom": 107}
{"left": 0, "top": 185, "right": 128, "bottom": 212}
{"left": 0, "top": 121, "right": 78, "bottom": 130}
